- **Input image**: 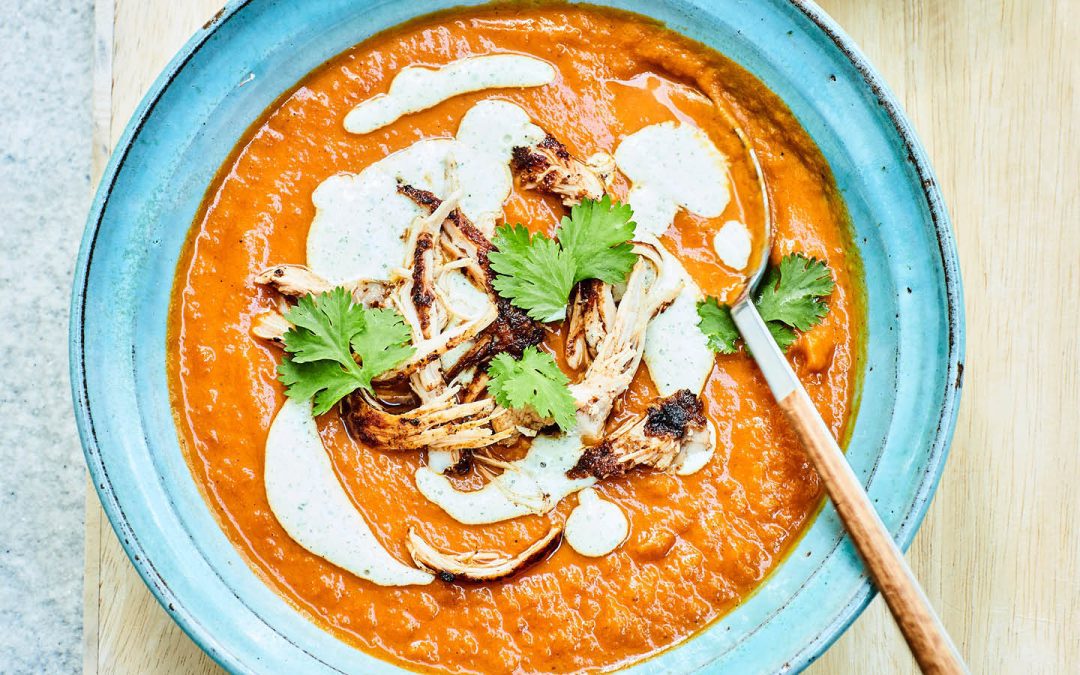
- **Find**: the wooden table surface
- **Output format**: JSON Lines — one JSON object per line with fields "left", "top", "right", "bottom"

{"left": 83, "top": 1, "right": 1079, "bottom": 672}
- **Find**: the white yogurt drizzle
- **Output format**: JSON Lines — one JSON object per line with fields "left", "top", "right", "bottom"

{"left": 415, "top": 432, "right": 594, "bottom": 525}
{"left": 264, "top": 399, "right": 433, "bottom": 586}
{"left": 307, "top": 100, "right": 545, "bottom": 284}
{"left": 615, "top": 121, "right": 735, "bottom": 474}
{"left": 344, "top": 54, "right": 556, "bottom": 134}
{"left": 643, "top": 246, "right": 715, "bottom": 398}
{"left": 713, "top": 219, "right": 752, "bottom": 271}
{"left": 613, "top": 121, "right": 730, "bottom": 236}
{"left": 564, "top": 489, "right": 628, "bottom": 557}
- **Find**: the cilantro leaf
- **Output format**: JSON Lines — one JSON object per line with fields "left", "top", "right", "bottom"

{"left": 278, "top": 359, "right": 372, "bottom": 417}
{"left": 350, "top": 308, "right": 414, "bottom": 389}
{"left": 282, "top": 288, "right": 367, "bottom": 364}
{"left": 696, "top": 253, "right": 834, "bottom": 355}
{"left": 278, "top": 289, "right": 414, "bottom": 415}
{"left": 696, "top": 297, "right": 740, "bottom": 354}
{"left": 756, "top": 254, "right": 835, "bottom": 331}
{"left": 278, "top": 359, "right": 350, "bottom": 406}
{"left": 489, "top": 224, "right": 577, "bottom": 322}
{"left": 557, "top": 195, "right": 637, "bottom": 285}
{"left": 487, "top": 346, "right": 576, "bottom": 431}
{"left": 767, "top": 322, "right": 798, "bottom": 352}
{"left": 488, "top": 198, "right": 638, "bottom": 322}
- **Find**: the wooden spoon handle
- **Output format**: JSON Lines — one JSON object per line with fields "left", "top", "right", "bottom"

{"left": 730, "top": 300, "right": 966, "bottom": 673}
{"left": 779, "top": 388, "right": 967, "bottom": 674}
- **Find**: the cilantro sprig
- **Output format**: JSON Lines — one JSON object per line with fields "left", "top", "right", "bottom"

{"left": 487, "top": 346, "right": 576, "bottom": 431}
{"left": 489, "top": 225, "right": 576, "bottom": 322}
{"left": 697, "top": 297, "right": 741, "bottom": 355}
{"left": 489, "top": 196, "right": 637, "bottom": 322}
{"left": 557, "top": 196, "right": 638, "bottom": 285}
{"left": 697, "top": 253, "right": 835, "bottom": 354}
{"left": 277, "top": 287, "right": 414, "bottom": 415}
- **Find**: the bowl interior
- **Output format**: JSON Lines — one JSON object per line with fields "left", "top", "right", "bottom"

{"left": 72, "top": 0, "right": 962, "bottom": 673}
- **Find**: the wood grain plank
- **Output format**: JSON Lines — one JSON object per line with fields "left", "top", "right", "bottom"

{"left": 83, "top": 481, "right": 102, "bottom": 675}
{"left": 83, "top": 0, "right": 113, "bottom": 669}
{"left": 86, "top": 0, "right": 1080, "bottom": 672}
{"left": 811, "top": 0, "right": 1079, "bottom": 672}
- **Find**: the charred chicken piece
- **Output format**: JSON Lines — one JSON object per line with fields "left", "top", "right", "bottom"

{"left": 446, "top": 297, "right": 545, "bottom": 379}
{"left": 510, "top": 135, "right": 610, "bottom": 206}
{"left": 371, "top": 300, "right": 498, "bottom": 384}
{"left": 251, "top": 308, "right": 291, "bottom": 342}
{"left": 253, "top": 264, "right": 333, "bottom": 297}
{"left": 396, "top": 184, "right": 544, "bottom": 377}
{"left": 489, "top": 404, "right": 550, "bottom": 441}
{"left": 253, "top": 264, "right": 388, "bottom": 306}
{"left": 569, "top": 242, "right": 682, "bottom": 442}
{"left": 406, "top": 525, "right": 563, "bottom": 582}
{"left": 391, "top": 194, "right": 460, "bottom": 402}
{"left": 565, "top": 279, "right": 615, "bottom": 370}
{"left": 569, "top": 389, "right": 710, "bottom": 480}
{"left": 343, "top": 386, "right": 516, "bottom": 452}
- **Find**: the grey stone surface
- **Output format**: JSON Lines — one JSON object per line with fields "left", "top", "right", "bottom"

{"left": 0, "top": 0, "right": 94, "bottom": 672}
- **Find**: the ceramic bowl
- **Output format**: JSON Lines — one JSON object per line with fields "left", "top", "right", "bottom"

{"left": 71, "top": 1, "right": 963, "bottom": 672}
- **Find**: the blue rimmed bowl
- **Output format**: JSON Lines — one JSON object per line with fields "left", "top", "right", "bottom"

{"left": 70, "top": 1, "right": 963, "bottom": 672}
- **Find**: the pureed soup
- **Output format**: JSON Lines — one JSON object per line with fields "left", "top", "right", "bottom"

{"left": 169, "top": 4, "right": 862, "bottom": 673}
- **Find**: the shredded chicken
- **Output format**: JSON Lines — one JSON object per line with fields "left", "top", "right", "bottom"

{"left": 584, "top": 151, "right": 616, "bottom": 187}
{"left": 372, "top": 301, "right": 498, "bottom": 385}
{"left": 397, "top": 184, "right": 545, "bottom": 378}
{"left": 253, "top": 264, "right": 333, "bottom": 296}
{"left": 252, "top": 164, "right": 541, "bottom": 469}
{"left": 401, "top": 194, "right": 457, "bottom": 338}
{"left": 510, "top": 135, "right": 610, "bottom": 205}
{"left": 565, "top": 279, "right": 615, "bottom": 370}
{"left": 569, "top": 242, "right": 683, "bottom": 442}
{"left": 253, "top": 264, "right": 388, "bottom": 306}
{"left": 343, "top": 386, "right": 516, "bottom": 452}
{"left": 250, "top": 264, "right": 392, "bottom": 343}
{"left": 569, "top": 390, "right": 711, "bottom": 479}
{"left": 389, "top": 194, "right": 461, "bottom": 402}
{"left": 393, "top": 287, "right": 449, "bottom": 402}
{"left": 406, "top": 525, "right": 562, "bottom": 582}
{"left": 251, "top": 309, "right": 291, "bottom": 342}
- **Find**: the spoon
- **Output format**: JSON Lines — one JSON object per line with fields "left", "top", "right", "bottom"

{"left": 732, "top": 135, "right": 968, "bottom": 674}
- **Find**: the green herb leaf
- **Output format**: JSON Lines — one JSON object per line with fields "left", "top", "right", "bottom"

{"left": 487, "top": 346, "right": 576, "bottom": 431}
{"left": 489, "top": 224, "right": 577, "bottom": 322}
{"left": 281, "top": 360, "right": 378, "bottom": 417}
{"left": 277, "top": 359, "right": 352, "bottom": 410}
{"left": 282, "top": 288, "right": 368, "bottom": 364}
{"left": 696, "top": 297, "right": 740, "bottom": 354}
{"left": 488, "top": 198, "right": 638, "bottom": 323}
{"left": 756, "top": 254, "right": 835, "bottom": 331}
{"left": 557, "top": 195, "right": 637, "bottom": 285}
{"left": 766, "top": 322, "right": 798, "bottom": 352}
{"left": 696, "top": 253, "right": 834, "bottom": 355}
{"left": 349, "top": 307, "right": 415, "bottom": 389}
{"left": 278, "top": 288, "right": 414, "bottom": 415}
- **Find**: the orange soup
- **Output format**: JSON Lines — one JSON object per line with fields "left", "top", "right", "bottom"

{"left": 169, "top": 4, "right": 861, "bottom": 673}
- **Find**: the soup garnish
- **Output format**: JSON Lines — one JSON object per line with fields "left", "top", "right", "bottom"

{"left": 698, "top": 253, "right": 836, "bottom": 355}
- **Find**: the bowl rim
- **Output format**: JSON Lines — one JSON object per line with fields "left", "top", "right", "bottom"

{"left": 70, "top": 0, "right": 965, "bottom": 672}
